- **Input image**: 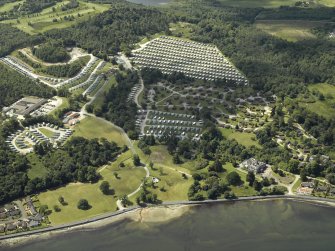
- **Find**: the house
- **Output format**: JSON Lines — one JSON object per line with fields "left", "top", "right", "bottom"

{"left": 16, "top": 220, "right": 28, "bottom": 229}
{"left": 301, "top": 182, "right": 314, "bottom": 188}
{"left": 316, "top": 185, "right": 328, "bottom": 192}
{"left": 8, "top": 208, "right": 21, "bottom": 217}
{"left": 239, "top": 158, "right": 267, "bottom": 173}
{"left": 26, "top": 196, "right": 37, "bottom": 215}
{"left": 4, "top": 204, "right": 21, "bottom": 217}
{"left": 297, "top": 186, "right": 313, "bottom": 195}
{"left": 6, "top": 223, "right": 17, "bottom": 231}
{"left": 28, "top": 220, "right": 40, "bottom": 228}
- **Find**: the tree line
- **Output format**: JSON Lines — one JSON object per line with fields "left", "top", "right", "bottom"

{"left": 88, "top": 70, "right": 139, "bottom": 138}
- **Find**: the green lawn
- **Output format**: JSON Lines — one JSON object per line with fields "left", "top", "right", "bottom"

{"left": 220, "top": 128, "right": 261, "bottom": 148}
{"left": 134, "top": 144, "right": 193, "bottom": 201}
{"left": 72, "top": 116, "right": 128, "bottom": 146}
{"left": 146, "top": 165, "right": 193, "bottom": 202}
{"left": 1, "top": 1, "right": 110, "bottom": 34}
{"left": 38, "top": 127, "right": 55, "bottom": 138}
{"left": 38, "top": 182, "right": 118, "bottom": 225}
{"left": 300, "top": 83, "right": 335, "bottom": 119}
{"left": 27, "top": 153, "right": 49, "bottom": 179}
{"left": 38, "top": 151, "right": 145, "bottom": 225}
{"left": 255, "top": 20, "right": 320, "bottom": 42}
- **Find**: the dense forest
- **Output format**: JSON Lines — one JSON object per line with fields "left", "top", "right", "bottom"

{"left": 0, "top": 24, "right": 40, "bottom": 57}
{"left": 0, "top": 63, "right": 55, "bottom": 108}
{"left": 32, "top": 41, "right": 70, "bottom": 63}
{"left": 44, "top": 2, "right": 169, "bottom": 56}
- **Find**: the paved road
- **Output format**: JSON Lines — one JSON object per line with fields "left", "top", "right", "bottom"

{"left": 288, "top": 175, "right": 300, "bottom": 195}
{"left": 134, "top": 75, "right": 144, "bottom": 108}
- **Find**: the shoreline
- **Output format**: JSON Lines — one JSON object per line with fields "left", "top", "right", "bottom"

{"left": 1, "top": 195, "right": 335, "bottom": 247}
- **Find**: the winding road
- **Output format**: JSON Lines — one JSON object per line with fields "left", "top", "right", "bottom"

{"left": 80, "top": 82, "right": 150, "bottom": 210}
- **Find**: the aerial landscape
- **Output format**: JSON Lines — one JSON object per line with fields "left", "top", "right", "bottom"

{"left": 0, "top": 0, "right": 334, "bottom": 250}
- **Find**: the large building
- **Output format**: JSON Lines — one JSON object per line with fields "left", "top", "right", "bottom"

{"left": 239, "top": 158, "right": 267, "bottom": 173}
{"left": 2, "top": 96, "right": 47, "bottom": 119}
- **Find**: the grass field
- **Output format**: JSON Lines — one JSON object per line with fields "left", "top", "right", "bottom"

{"left": 255, "top": 20, "right": 321, "bottom": 42}
{"left": 72, "top": 116, "right": 128, "bottom": 146}
{"left": 300, "top": 83, "right": 335, "bottom": 119}
{"left": 0, "top": 0, "right": 24, "bottom": 13}
{"left": 27, "top": 153, "right": 49, "bottom": 179}
{"left": 133, "top": 144, "right": 193, "bottom": 201}
{"left": 216, "top": 0, "right": 335, "bottom": 8}
{"left": 220, "top": 128, "right": 261, "bottom": 148}
{"left": 38, "top": 182, "right": 118, "bottom": 225}
{"left": 1, "top": 0, "right": 110, "bottom": 34}
{"left": 38, "top": 150, "right": 145, "bottom": 225}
